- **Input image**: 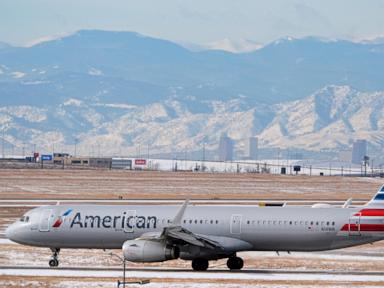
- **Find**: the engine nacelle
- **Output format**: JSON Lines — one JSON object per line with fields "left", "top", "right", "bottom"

{"left": 122, "top": 240, "right": 180, "bottom": 262}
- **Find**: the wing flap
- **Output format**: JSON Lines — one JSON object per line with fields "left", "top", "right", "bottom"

{"left": 165, "top": 226, "right": 221, "bottom": 249}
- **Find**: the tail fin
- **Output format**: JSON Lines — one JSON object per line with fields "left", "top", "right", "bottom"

{"left": 365, "top": 185, "right": 384, "bottom": 207}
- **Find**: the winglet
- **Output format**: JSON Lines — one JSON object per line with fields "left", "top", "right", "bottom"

{"left": 342, "top": 198, "right": 353, "bottom": 208}
{"left": 171, "top": 199, "right": 189, "bottom": 227}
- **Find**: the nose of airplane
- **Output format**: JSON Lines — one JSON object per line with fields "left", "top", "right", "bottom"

{"left": 5, "top": 223, "right": 14, "bottom": 240}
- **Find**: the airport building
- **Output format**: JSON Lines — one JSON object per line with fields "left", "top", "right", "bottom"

{"left": 352, "top": 139, "right": 367, "bottom": 165}
{"left": 111, "top": 158, "right": 132, "bottom": 169}
{"left": 218, "top": 133, "right": 234, "bottom": 161}
{"left": 53, "top": 153, "right": 112, "bottom": 168}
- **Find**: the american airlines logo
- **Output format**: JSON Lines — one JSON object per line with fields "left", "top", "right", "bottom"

{"left": 70, "top": 212, "right": 157, "bottom": 229}
{"left": 52, "top": 209, "right": 73, "bottom": 228}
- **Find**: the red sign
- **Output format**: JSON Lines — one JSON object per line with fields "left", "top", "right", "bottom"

{"left": 135, "top": 159, "right": 146, "bottom": 165}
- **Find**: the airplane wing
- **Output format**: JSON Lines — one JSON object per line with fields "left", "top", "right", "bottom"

{"left": 136, "top": 200, "right": 223, "bottom": 250}
{"left": 162, "top": 226, "right": 222, "bottom": 249}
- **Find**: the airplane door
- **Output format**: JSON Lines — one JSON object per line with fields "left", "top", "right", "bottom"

{"left": 39, "top": 209, "right": 52, "bottom": 232}
{"left": 230, "top": 214, "right": 242, "bottom": 235}
{"left": 124, "top": 210, "right": 136, "bottom": 233}
{"left": 349, "top": 212, "right": 361, "bottom": 236}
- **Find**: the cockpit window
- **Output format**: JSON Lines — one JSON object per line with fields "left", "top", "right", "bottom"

{"left": 19, "top": 216, "right": 29, "bottom": 222}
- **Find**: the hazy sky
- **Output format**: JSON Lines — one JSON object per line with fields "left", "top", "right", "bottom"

{"left": 1, "top": 0, "right": 384, "bottom": 46}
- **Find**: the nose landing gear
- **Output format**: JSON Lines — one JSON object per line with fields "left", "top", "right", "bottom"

{"left": 49, "top": 248, "right": 60, "bottom": 267}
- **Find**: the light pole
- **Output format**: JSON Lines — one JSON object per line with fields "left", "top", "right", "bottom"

{"left": 74, "top": 137, "right": 78, "bottom": 157}
{"left": 109, "top": 252, "right": 126, "bottom": 288}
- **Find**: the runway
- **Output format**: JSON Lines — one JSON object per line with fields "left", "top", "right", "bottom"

{"left": 1, "top": 265, "right": 384, "bottom": 282}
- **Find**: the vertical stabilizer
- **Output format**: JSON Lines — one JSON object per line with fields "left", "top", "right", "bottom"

{"left": 365, "top": 185, "right": 384, "bottom": 207}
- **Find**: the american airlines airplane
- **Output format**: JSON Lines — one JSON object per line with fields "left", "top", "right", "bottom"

{"left": 5, "top": 185, "right": 384, "bottom": 271}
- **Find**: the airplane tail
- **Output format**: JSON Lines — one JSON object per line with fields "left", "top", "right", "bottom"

{"left": 365, "top": 185, "right": 384, "bottom": 207}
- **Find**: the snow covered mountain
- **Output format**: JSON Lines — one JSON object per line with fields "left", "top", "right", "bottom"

{"left": 0, "top": 30, "right": 383, "bottom": 158}
{"left": 199, "top": 38, "right": 263, "bottom": 53}
{"left": 0, "top": 85, "right": 383, "bottom": 158}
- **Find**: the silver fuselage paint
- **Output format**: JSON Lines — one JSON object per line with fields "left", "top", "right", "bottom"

{"left": 6, "top": 204, "right": 384, "bottom": 252}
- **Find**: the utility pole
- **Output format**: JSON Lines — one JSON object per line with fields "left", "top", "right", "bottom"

{"left": 1, "top": 128, "right": 4, "bottom": 158}
{"left": 74, "top": 138, "right": 78, "bottom": 157}
{"left": 202, "top": 142, "right": 206, "bottom": 172}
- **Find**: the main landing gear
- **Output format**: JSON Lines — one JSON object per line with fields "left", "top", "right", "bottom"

{"left": 49, "top": 248, "right": 60, "bottom": 267}
{"left": 192, "top": 258, "right": 209, "bottom": 271}
{"left": 191, "top": 255, "right": 244, "bottom": 271}
{"left": 226, "top": 256, "right": 244, "bottom": 270}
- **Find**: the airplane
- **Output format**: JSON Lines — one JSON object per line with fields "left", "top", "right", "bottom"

{"left": 5, "top": 185, "right": 384, "bottom": 271}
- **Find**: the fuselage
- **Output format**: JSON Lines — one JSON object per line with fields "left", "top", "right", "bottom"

{"left": 6, "top": 204, "right": 384, "bottom": 252}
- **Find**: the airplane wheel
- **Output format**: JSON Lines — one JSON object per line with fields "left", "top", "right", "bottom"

{"left": 227, "top": 256, "right": 243, "bottom": 270}
{"left": 192, "top": 258, "right": 209, "bottom": 271}
{"left": 49, "top": 259, "right": 59, "bottom": 267}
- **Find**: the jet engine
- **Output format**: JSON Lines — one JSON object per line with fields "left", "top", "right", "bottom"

{"left": 122, "top": 239, "right": 179, "bottom": 262}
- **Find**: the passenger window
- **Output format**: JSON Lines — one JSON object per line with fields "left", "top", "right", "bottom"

{"left": 300, "top": 221, "right": 303, "bottom": 225}
{"left": 194, "top": 220, "right": 197, "bottom": 224}
{"left": 210, "top": 220, "right": 213, "bottom": 224}
{"left": 216, "top": 220, "right": 219, "bottom": 224}
{"left": 247, "top": 220, "right": 250, "bottom": 225}
{"left": 310, "top": 221, "right": 314, "bottom": 225}
{"left": 289, "top": 221, "right": 292, "bottom": 225}
{"left": 200, "top": 220, "right": 203, "bottom": 224}
{"left": 316, "top": 222, "right": 319, "bottom": 225}
{"left": 294, "top": 221, "right": 298, "bottom": 225}
{"left": 332, "top": 222, "right": 335, "bottom": 226}
{"left": 326, "top": 222, "right": 329, "bottom": 226}
{"left": 189, "top": 220, "right": 193, "bottom": 224}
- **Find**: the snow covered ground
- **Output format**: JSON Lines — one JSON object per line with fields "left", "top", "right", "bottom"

{"left": 1, "top": 267, "right": 384, "bottom": 282}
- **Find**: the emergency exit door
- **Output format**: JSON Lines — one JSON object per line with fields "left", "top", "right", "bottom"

{"left": 230, "top": 214, "right": 242, "bottom": 234}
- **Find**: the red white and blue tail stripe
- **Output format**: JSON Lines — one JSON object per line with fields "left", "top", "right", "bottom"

{"left": 365, "top": 185, "right": 384, "bottom": 207}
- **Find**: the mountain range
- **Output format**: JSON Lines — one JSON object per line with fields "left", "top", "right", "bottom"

{"left": 0, "top": 30, "right": 383, "bottom": 159}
